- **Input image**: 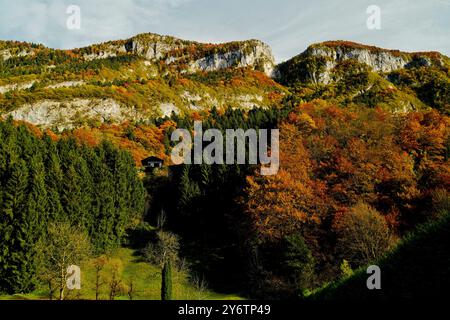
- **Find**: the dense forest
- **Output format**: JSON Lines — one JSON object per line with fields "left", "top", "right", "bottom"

{"left": 144, "top": 101, "right": 449, "bottom": 298}
{"left": 1, "top": 97, "right": 448, "bottom": 300}
{"left": 0, "top": 118, "right": 145, "bottom": 294}
{"left": 0, "top": 34, "right": 449, "bottom": 300}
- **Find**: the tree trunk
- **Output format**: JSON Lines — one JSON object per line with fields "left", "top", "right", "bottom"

{"left": 59, "top": 268, "right": 65, "bottom": 300}
{"left": 59, "top": 287, "right": 64, "bottom": 300}
{"left": 48, "top": 281, "right": 54, "bottom": 300}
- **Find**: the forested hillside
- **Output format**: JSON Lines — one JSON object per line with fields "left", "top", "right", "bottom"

{"left": 0, "top": 34, "right": 283, "bottom": 130}
{"left": 149, "top": 101, "right": 448, "bottom": 298}
{"left": 276, "top": 41, "right": 450, "bottom": 114}
{"left": 0, "top": 33, "right": 449, "bottom": 300}
{"left": 0, "top": 118, "right": 145, "bottom": 294}
{"left": 311, "top": 210, "right": 450, "bottom": 300}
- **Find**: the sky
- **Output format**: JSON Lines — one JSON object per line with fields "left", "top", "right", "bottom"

{"left": 0, "top": 0, "right": 449, "bottom": 62}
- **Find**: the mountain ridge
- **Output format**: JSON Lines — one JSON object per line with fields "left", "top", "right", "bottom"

{"left": 277, "top": 40, "right": 449, "bottom": 84}
{"left": 1, "top": 32, "right": 449, "bottom": 129}
{"left": 1, "top": 33, "right": 276, "bottom": 77}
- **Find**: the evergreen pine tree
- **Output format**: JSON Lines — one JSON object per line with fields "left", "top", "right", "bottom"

{"left": 0, "top": 121, "right": 146, "bottom": 292}
{"left": 161, "top": 260, "right": 172, "bottom": 300}
{"left": 0, "top": 160, "right": 33, "bottom": 292}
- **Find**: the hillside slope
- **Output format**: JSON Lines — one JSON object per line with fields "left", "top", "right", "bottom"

{"left": 1, "top": 34, "right": 449, "bottom": 170}
{"left": 276, "top": 41, "right": 450, "bottom": 113}
{"left": 311, "top": 212, "right": 450, "bottom": 300}
{"left": 0, "top": 33, "right": 284, "bottom": 129}
{"left": 1, "top": 35, "right": 449, "bottom": 129}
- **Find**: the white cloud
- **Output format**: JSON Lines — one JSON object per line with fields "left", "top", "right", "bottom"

{"left": 0, "top": 0, "right": 195, "bottom": 48}
{"left": 0, "top": 0, "right": 448, "bottom": 61}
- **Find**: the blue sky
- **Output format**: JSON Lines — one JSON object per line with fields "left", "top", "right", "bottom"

{"left": 0, "top": 0, "right": 449, "bottom": 62}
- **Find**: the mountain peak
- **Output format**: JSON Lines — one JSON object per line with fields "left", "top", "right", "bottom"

{"left": 70, "top": 32, "right": 276, "bottom": 77}
{"left": 309, "top": 40, "right": 445, "bottom": 61}
{"left": 275, "top": 40, "right": 449, "bottom": 87}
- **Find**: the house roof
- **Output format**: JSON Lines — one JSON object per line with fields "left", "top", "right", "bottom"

{"left": 142, "top": 156, "right": 164, "bottom": 165}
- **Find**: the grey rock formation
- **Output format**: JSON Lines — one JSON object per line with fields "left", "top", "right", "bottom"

{"left": 276, "top": 42, "right": 445, "bottom": 85}
{"left": 188, "top": 40, "right": 276, "bottom": 77}
{"left": 7, "top": 99, "right": 142, "bottom": 130}
{"left": 307, "top": 46, "right": 410, "bottom": 73}
{"left": 82, "top": 34, "right": 276, "bottom": 77}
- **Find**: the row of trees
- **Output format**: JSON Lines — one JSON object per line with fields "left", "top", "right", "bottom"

{"left": 0, "top": 118, "right": 145, "bottom": 294}
{"left": 34, "top": 222, "right": 182, "bottom": 300}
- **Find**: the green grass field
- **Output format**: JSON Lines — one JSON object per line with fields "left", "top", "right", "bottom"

{"left": 0, "top": 248, "right": 243, "bottom": 301}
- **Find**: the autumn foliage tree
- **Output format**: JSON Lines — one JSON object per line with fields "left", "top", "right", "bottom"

{"left": 243, "top": 122, "right": 325, "bottom": 243}
{"left": 333, "top": 202, "right": 395, "bottom": 267}
{"left": 240, "top": 100, "right": 448, "bottom": 296}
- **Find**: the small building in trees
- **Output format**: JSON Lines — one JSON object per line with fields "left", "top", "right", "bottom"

{"left": 142, "top": 156, "right": 164, "bottom": 171}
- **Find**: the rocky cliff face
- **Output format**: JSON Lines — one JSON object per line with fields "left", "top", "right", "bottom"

{"left": 306, "top": 45, "right": 410, "bottom": 73}
{"left": 0, "top": 33, "right": 280, "bottom": 129}
{"left": 276, "top": 41, "right": 445, "bottom": 85}
{"left": 82, "top": 33, "right": 187, "bottom": 61}
{"left": 1, "top": 36, "right": 447, "bottom": 129}
{"left": 7, "top": 99, "right": 142, "bottom": 130}
{"left": 0, "top": 81, "right": 36, "bottom": 94}
{"left": 187, "top": 40, "right": 276, "bottom": 77}
{"left": 80, "top": 33, "right": 276, "bottom": 77}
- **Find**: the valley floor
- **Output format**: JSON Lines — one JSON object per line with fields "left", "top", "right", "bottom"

{"left": 0, "top": 248, "right": 243, "bottom": 301}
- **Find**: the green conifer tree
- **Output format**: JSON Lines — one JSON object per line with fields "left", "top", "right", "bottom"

{"left": 161, "top": 260, "right": 173, "bottom": 300}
